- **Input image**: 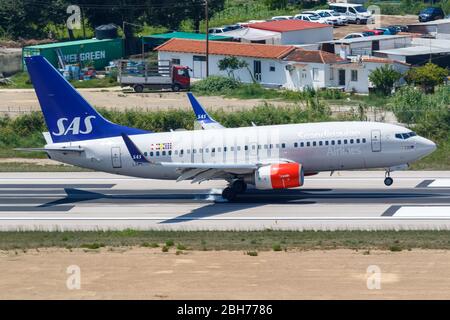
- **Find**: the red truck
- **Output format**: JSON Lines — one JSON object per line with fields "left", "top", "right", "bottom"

{"left": 117, "top": 59, "right": 190, "bottom": 92}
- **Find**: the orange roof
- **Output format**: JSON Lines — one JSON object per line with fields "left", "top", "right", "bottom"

{"left": 155, "top": 38, "right": 295, "bottom": 59}
{"left": 285, "top": 49, "right": 345, "bottom": 64}
{"left": 249, "top": 20, "right": 330, "bottom": 32}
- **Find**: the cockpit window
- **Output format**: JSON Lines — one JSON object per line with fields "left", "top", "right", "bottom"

{"left": 395, "top": 132, "right": 417, "bottom": 139}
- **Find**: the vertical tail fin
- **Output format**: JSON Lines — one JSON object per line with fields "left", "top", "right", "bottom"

{"left": 187, "top": 92, "right": 224, "bottom": 130}
{"left": 25, "top": 56, "right": 148, "bottom": 143}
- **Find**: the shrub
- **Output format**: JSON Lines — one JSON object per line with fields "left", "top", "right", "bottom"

{"left": 191, "top": 76, "right": 240, "bottom": 94}
{"left": 272, "top": 243, "right": 282, "bottom": 251}
{"left": 246, "top": 251, "right": 258, "bottom": 256}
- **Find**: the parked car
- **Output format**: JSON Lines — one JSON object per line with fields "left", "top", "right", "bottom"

{"left": 223, "top": 24, "right": 242, "bottom": 31}
{"left": 294, "top": 13, "right": 330, "bottom": 25}
{"left": 342, "top": 31, "right": 375, "bottom": 39}
{"left": 329, "top": 3, "right": 374, "bottom": 24}
{"left": 375, "top": 27, "right": 398, "bottom": 35}
{"left": 304, "top": 10, "right": 339, "bottom": 25}
{"left": 208, "top": 27, "right": 232, "bottom": 34}
{"left": 418, "top": 7, "right": 445, "bottom": 22}
{"left": 366, "top": 29, "right": 385, "bottom": 35}
{"left": 320, "top": 9, "right": 348, "bottom": 25}
{"left": 271, "top": 15, "right": 293, "bottom": 21}
{"left": 388, "top": 25, "right": 409, "bottom": 32}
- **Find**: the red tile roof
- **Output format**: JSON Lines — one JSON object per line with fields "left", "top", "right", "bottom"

{"left": 248, "top": 20, "right": 330, "bottom": 32}
{"left": 284, "top": 49, "right": 345, "bottom": 64}
{"left": 155, "top": 38, "right": 295, "bottom": 59}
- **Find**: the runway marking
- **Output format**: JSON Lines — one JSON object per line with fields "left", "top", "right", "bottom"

{"left": 1, "top": 216, "right": 450, "bottom": 221}
{"left": 393, "top": 206, "right": 450, "bottom": 217}
{"left": 428, "top": 180, "right": 450, "bottom": 188}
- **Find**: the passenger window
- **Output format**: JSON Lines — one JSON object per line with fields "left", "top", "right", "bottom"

{"left": 338, "top": 140, "right": 342, "bottom": 145}
{"left": 300, "top": 142, "right": 304, "bottom": 147}
{"left": 212, "top": 148, "right": 215, "bottom": 153}
{"left": 269, "top": 144, "right": 273, "bottom": 149}
{"left": 205, "top": 148, "right": 209, "bottom": 153}
{"left": 344, "top": 139, "right": 348, "bottom": 144}
{"left": 264, "top": 145, "right": 268, "bottom": 149}
{"left": 331, "top": 140, "right": 335, "bottom": 145}
{"left": 218, "top": 147, "right": 222, "bottom": 152}
{"left": 230, "top": 146, "right": 234, "bottom": 151}
{"left": 252, "top": 145, "right": 256, "bottom": 150}
{"left": 168, "top": 150, "right": 172, "bottom": 156}
{"left": 237, "top": 146, "right": 241, "bottom": 151}
{"left": 244, "top": 146, "right": 248, "bottom": 151}
{"left": 294, "top": 142, "right": 298, "bottom": 148}
{"left": 319, "top": 141, "right": 323, "bottom": 146}
{"left": 187, "top": 149, "right": 190, "bottom": 154}
{"left": 281, "top": 143, "right": 286, "bottom": 148}
{"left": 307, "top": 142, "right": 310, "bottom": 147}
{"left": 162, "top": 151, "right": 166, "bottom": 156}
{"left": 313, "top": 141, "right": 316, "bottom": 146}
{"left": 224, "top": 147, "right": 227, "bottom": 152}
{"left": 356, "top": 139, "right": 360, "bottom": 143}
{"left": 144, "top": 152, "right": 148, "bottom": 156}
{"left": 199, "top": 148, "right": 203, "bottom": 153}
{"left": 325, "top": 141, "right": 329, "bottom": 146}
{"left": 362, "top": 138, "right": 366, "bottom": 143}
{"left": 156, "top": 151, "right": 160, "bottom": 156}
{"left": 350, "top": 139, "right": 354, "bottom": 144}
{"left": 150, "top": 152, "right": 154, "bottom": 157}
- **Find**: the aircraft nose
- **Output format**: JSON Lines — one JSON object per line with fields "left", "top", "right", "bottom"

{"left": 418, "top": 137, "right": 437, "bottom": 155}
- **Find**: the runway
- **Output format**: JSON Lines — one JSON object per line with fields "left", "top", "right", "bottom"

{"left": 0, "top": 171, "right": 449, "bottom": 231}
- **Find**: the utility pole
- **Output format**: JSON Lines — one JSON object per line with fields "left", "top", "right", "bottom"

{"left": 205, "top": 0, "right": 209, "bottom": 77}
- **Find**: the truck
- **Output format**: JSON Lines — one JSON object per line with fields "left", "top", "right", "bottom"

{"left": 117, "top": 59, "right": 190, "bottom": 93}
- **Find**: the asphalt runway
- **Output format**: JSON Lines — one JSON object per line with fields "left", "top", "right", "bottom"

{"left": 0, "top": 171, "right": 449, "bottom": 231}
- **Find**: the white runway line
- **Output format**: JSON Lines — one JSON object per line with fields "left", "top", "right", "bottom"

{"left": 394, "top": 206, "right": 450, "bottom": 217}
{"left": 1, "top": 216, "right": 450, "bottom": 221}
{"left": 428, "top": 180, "right": 450, "bottom": 188}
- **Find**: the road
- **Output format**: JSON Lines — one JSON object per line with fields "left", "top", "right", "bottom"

{"left": 0, "top": 171, "right": 449, "bottom": 231}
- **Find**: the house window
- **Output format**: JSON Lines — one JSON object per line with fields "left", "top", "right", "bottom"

{"left": 269, "top": 63, "right": 276, "bottom": 72}
{"left": 313, "top": 68, "right": 319, "bottom": 81}
{"left": 351, "top": 70, "right": 358, "bottom": 82}
{"left": 171, "top": 58, "right": 181, "bottom": 65}
{"left": 329, "top": 68, "right": 334, "bottom": 80}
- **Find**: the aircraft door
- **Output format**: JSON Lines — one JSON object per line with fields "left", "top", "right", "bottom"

{"left": 371, "top": 129, "right": 381, "bottom": 152}
{"left": 111, "top": 147, "right": 122, "bottom": 168}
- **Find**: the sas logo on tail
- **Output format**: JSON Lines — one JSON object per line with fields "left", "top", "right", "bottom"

{"left": 52, "top": 116, "right": 96, "bottom": 136}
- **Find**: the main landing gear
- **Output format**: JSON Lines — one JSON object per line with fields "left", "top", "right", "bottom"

{"left": 221, "top": 180, "right": 247, "bottom": 201}
{"left": 384, "top": 170, "right": 394, "bottom": 186}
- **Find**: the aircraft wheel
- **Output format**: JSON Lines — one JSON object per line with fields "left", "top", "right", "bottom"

{"left": 222, "top": 187, "right": 237, "bottom": 201}
{"left": 231, "top": 180, "right": 247, "bottom": 193}
{"left": 384, "top": 177, "right": 393, "bottom": 186}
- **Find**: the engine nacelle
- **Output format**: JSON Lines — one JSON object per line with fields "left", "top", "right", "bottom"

{"left": 254, "top": 163, "right": 304, "bottom": 190}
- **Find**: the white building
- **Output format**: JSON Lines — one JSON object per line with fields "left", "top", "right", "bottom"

{"left": 246, "top": 20, "right": 333, "bottom": 45}
{"left": 408, "top": 19, "right": 450, "bottom": 39}
{"left": 156, "top": 39, "right": 409, "bottom": 93}
{"left": 320, "top": 35, "right": 413, "bottom": 59}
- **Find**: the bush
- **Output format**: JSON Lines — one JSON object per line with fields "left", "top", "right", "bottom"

{"left": 191, "top": 76, "right": 240, "bottom": 94}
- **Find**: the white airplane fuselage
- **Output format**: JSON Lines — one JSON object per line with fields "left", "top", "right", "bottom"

{"left": 47, "top": 121, "right": 436, "bottom": 182}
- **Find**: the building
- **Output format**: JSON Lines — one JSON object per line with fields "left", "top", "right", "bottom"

{"left": 156, "top": 38, "right": 294, "bottom": 82}
{"left": 283, "top": 49, "right": 346, "bottom": 91}
{"left": 374, "top": 38, "right": 450, "bottom": 68}
{"left": 156, "top": 39, "right": 409, "bottom": 93}
{"left": 408, "top": 19, "right": 450, "bottom": 39}
{"left": 320, "top": 35, "right": 413, "bottom": 59}
{"left": 220, "top": 28, "right": 281, "bottom": 45}
{"left": 246, "top": 20, "right": 333, "bottom": 45}
{"left": 325, "top": 57, "right": 410, "bottom": 93}
{"left": 22, "top": 38, "right": 123, "bottom": 70}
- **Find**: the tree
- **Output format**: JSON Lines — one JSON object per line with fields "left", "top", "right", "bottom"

{"left": 264, "top": 0, "right": 288, "bottom": 10}
{"left": 218, "top": 57, "right": 256, "bottom": 82}
{"left": 368, "top": 64, "right": 402, "bottom": 95}
{"left": 405, "top": 62, "right": 448, "bottom": 94}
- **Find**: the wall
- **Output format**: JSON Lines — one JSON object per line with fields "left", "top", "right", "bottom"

{"left": 0, "top": 49, "right": 22, "bottom": 76}
{"left": 158, "top": 51, "right": 288, "bottom": 87}
{"left": 281, "top": 27, "right": 333, "bottom": 45}
{"left": 284, "top": 63, "right": 327, "bottom": 91}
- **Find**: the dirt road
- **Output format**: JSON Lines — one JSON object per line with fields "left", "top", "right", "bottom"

{"left": 0, "top": 88, "right": 294, "bottom": 116}
{"left": 1, "top": 248, "right": 450, "bottom": 299}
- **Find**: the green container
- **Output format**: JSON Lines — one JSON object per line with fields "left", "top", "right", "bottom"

{"left": 22, "top": 38, "right": 123, "bottom": 70}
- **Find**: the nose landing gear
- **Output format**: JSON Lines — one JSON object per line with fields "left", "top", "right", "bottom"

{"left": 384, "top": 170, "right": 393, "bottom": 186}
{"left": 221, "top": 180, "right": 248, "bottom": 201}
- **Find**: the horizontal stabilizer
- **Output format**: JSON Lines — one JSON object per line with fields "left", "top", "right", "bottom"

{"left": 14, "top": 147, "right": 84, "bottom": 153}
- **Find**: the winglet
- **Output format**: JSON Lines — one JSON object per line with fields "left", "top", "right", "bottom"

{"left": 187, "top": 92, "right": 224, "bottom": 130}
{"left": 121, "top": 133, "right": 149, "bottom": 164}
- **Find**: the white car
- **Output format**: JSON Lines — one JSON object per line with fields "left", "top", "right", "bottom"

{"left": 271, "top": 15, "right": 293, "bottom": 21}
{"left": 316, "top": 9, "right": 347, "bottom": 25}
{"left": 303, "top": 10, "right": 339, "bottom": 25}
{"left": 294, "top": 13, "right": 330, "bottom": 25}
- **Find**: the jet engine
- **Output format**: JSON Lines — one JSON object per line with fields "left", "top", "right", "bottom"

{"left": 254, "top": 163, "right": 304, "bottom": 190}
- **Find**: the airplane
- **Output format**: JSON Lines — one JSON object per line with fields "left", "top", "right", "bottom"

{"left": 22, "top": 56, "right": 436, "bottom": 201}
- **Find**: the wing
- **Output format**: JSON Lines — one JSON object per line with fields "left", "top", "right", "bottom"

{"left": 14, "top": 146, "right": 84, "bottom": 153}
{"left": 187, "top": 92, "right": 225, "bottom": 130}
